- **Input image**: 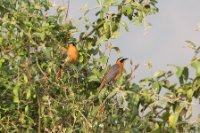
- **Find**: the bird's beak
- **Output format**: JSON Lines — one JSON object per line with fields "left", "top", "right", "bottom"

{"left": 123, "top": 58, "right": 128, "bottom": 61}
{"left": 121, "top": 58, "right": 128, "bottom": 62}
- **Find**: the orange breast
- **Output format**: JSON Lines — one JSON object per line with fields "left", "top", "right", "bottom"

{"left": 114, "top": 63, "right": 124, "bottom": 80}
{"left": 67, "top": 45, "right": 78, "bottom": 63}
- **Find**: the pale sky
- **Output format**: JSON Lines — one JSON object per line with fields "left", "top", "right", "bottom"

{"left": 51, "top": 0, "right": 200, "bottom": 120}
{"left": 59, "top": 0, "right": 200, "bottom": 81}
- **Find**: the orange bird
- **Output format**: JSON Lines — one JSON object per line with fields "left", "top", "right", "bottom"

{"left": 56, "top": 42, "right": 78, "bottom": 79}
{"left": 63, "top": 42, "right": 79, "bottom": 63}
{"left": 98, "top": 57, "right": 128, "bottom": 93}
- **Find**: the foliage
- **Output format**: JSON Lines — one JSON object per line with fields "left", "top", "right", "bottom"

{"left": 0, "top": 0, "right": 199, "bottom": 132}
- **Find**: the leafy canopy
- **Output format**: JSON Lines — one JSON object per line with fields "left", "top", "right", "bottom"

{"left": 0, "top": 0, "right": 199, "bottom": 132}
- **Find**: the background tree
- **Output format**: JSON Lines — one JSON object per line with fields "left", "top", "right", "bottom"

{"left": 0, "top": 0, "right": 199, "bottom": 132}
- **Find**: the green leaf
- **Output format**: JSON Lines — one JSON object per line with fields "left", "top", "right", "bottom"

{"left": 25, "top": 105, "right": 29, "bottom": 114}
{"left": 162, "top": 111, "right": 170, "bottom": 122}
{"left": 97, "top": 0, "right": 102, "bottom": 5}
{"left": 175, "top": 66, "right": 184, "bottom": 78}
{"left": 175, "top": 104, "right": 185, "bottom": 114}
{"left": 151, "top": 123, "right": 160, "bottom": 133}
{"left": 91, "top": 105, "right": 100, "bottom": 117}
{"left": 138, "top": 12, "right": 143, "bottom": 23}
{"left": 26, "top": 88, "right": 31, "bottom": 100}
{"left": 187, "top": 89, "right": 194, "bottom": 101}
{"left": 122, "top": 4, "right": 134, "bottom": 20}
{"left": 111, "top": 28, "right": 120, "bottom": 39}
{"left": 168, "top": 113, "right": 178, "bottom": 128}
{"left": 42, "top": 96, "right": 49, "bottom": 102}
{"left": 195, "top": 46, "right": 200, "bottom": 54}
{"left": 79, "top": 54, "right": 84, "bottom": 62}
{"left": 104, "top": 0, "right": 113, "bottom": 6}
{"left": 120, "top": 21, "right": 129, "bottom": 31}
{"left": 57, "top": 6, "right": 66, "bottom": 14}
{"left": 182, "top": 67, "right": 189, "bottom": 81}
{"left": 107, "top": 89, "right": 117, "bottom": 99}
{"left": 154, "top": 70, "right": 166, "bottom": 78}
{"left": 174, "top": 66, "right": 189, "bottom": 84}
{"left": 191, "top": 59, "right": 200, "bottom": 76}
{"left": 103, "top": 21, "right": 111, "bottom": 39}
{"left": 0, "top": 58, "right": 5, "bottom": 68}
{"left": 132, "top": 83, "right": 141, "bottom": 92}
{"left": 0, "top": 37, "right": 2, "bottom": 43}
{"left": 34, "top": 4, "right": 42, "bottom": 10}
{"left": 130, "top": 105, "right": 139, "bottom": 118}
{"left": 88, "top": 75, "right": 99, "bottom": 82}
{"left": 43, "top": 47, "right": 52, "bottom": 59}
{"left": 23, "top": 74, "right": 28, "bottom": 83}
{"left": 111, "top": 46, "right": 120, "bottom": 55}
{"left": 13, "top": 84, "right": 20, "bottom": 103}
{"left": 96, "top": 56, "right": 108, "bottom": 65}
{"left": 185, "top": 40, "right": 196, "bottom": 49}
{"left": 153, "top": 81, "right": 161, "bottom": 94}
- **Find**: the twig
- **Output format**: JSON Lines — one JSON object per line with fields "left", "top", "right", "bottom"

{"left": 130, "top": 60, "right": 139, "bottom": 80}
{"left": 97, "top": 91, "right": 117, "bottom": 115}
{"left": 155, "top": 107, "right": 166, "bottom": 117}
{"left": 36, "top": 57, "right": 46, "bottom": 76}
{"left": 62, "top": 0, "right": 70, "bottom": 23}
{"left": 77, "top": 21, "right": 104, "bottom": 43}
{"left": 72, "top": 111, "right": 76, "bottom": 130}
{"left": 105, "top": 41, "right": 112, "bottom": 67}
{"left": 36, "top": 57, "right": 62, "bottom": 88}
{"left": 66, "top": 0, "right": 70, "bottom": 22}
{"left": 76, "top": 109, "right": 92, "bottom": 128}
{"left": 37, "top": 95, "right": 41, "bottom": 133}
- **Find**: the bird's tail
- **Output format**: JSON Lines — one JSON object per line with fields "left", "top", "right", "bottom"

{"left": 97, "top": 81, "right": 105, "bottom": 94}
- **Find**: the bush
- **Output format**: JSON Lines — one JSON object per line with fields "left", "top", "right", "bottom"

{"left": 0, "top": 0, "right": 199, "bottom": 132}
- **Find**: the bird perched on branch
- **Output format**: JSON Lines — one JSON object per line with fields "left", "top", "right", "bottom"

{"left": 97, "top": 57, "right": 128, "bottom": 93}
{"left": 56, "top": 42, "right": 79, "bottom": 79}
{"left": 63, "top": 42, "right": 79, "bottom": 64}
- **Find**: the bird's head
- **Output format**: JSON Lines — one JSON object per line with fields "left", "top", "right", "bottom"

{"left": 68, "top": 42, "right": 76, "bottom": 47}
{"left": 116, "top": 57, "right": 128, "bottom": 63}
{"left": 116, "top": 57, "right": 128, "bottom": 64}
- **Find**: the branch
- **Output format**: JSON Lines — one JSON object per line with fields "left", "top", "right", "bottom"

{"left": 78, "top": 20, "right": 104, "bottom": 43}
{"left": 62, "top": 0, "right": 70, "bottom": 23}
{"left": 76, "top": 109, "right": 92, "bottom": 128}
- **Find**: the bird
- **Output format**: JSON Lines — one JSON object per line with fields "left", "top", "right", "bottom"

{"left": 56, "top": 42, "right": 79, "bottom": 79}
{"left": 62, "top": 42, "right": 79, "bottom": 64}
{"left": 97, "top": 57, "right": 128, "bottom": 93}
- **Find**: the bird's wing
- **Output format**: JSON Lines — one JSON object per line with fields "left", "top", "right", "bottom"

{"left": 103, "top": 64, "right": 119, "bottom": 83}
{"left": 97, "top": 64, "right": 119, "bottom": 93}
